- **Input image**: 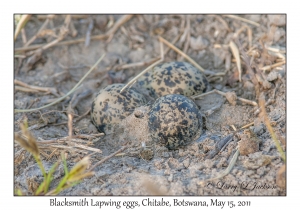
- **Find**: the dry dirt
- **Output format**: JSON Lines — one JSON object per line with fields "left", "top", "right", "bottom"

{"left": 14, "top": 14, "right": 286, "bottom": 196}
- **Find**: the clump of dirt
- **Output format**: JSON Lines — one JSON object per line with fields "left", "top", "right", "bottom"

{"left": 14, "top": 14, "right": 286, "bottom": 195}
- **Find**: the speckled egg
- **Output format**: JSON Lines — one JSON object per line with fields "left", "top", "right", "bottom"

{"left": 91, "top": 83, "right": 147, "bottom": 134}
{"left": 148, "top": 94, "right": 203, "bottom": 150}
{"left": 137, "top": 62, "right": 209, "bottom": 98}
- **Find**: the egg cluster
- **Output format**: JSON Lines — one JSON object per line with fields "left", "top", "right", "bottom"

{"left": 91, "top": 62, "right": 208, "bottom": 149}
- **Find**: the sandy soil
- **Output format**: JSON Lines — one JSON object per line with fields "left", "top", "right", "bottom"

{"left": 14, "top": 14, "right": 286, "bottom": 195}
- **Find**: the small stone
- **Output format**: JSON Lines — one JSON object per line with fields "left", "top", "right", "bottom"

{"left": 183, "top": 158, "right": 190, "bottom": 168}
{"left": 164, "top": 168, "right": 171, "bottom": 175}
{"left": 140, "top": 149, "right": 154, "bottom": 160}
{"left": 243, "top": 81, "right": 255, "bottom": 91}
{"left": 225, "top": 91, "right": 237, "bottom": 105}
{"left": 168, "top": 174, "right": 173, "bottom": 182}
{"left": 262, "top": 80, "right": 272, "bottom": 89}
{"left": 163, "top": 152, "right": 170, "bottom": 158}
{"left": 267, "top": 71, "right": 278, "bottom": 82}
{"left": 238, "top": 135, "right": 260, "bottom": 156}
{"left": 178, "top": 149, "right": 185, "bottom": 157}
{"left": 94, "top": 15, "right": 108, "bottom": 31}
{"left": 190, "top": 36, "right": 210, "bottom": 51}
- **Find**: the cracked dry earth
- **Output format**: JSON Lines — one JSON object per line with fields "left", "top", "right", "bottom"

{"left": 14, "top": 14, "right": 286, "bottom": 195}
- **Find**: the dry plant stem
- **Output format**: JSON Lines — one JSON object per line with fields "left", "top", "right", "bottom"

{"left": 14, "top": 54, "right": 105, "bottom": 113}
{"left": 120, "top": 41, "right": 164, "bottom": 93}
{"left": 105, "top": 15, "right": 134, "bottom": 42}
{"left": 259, "top": 99, "right": 286, "bottom": 162}
{"left": 14, "top": 15, "right": 32, "bottom": 40}
{"left": 15, "top": 86, "right": 39, "bottom": 93}
{"left": 260, "top": 61, "right": 286, "bottom": 71}
{"left": 24, "top": 17, "right": 49, "bottom": 47}
{"left": 181, "top": 16, "right": 191, "bottom": 60}
{"left": 203, "top": 149, "right": 240, "bottom": 182}
{"left": 14, "top": 79, "right": 58, "bottom": 96}
{"left": 68, "top": 113, "right": 73, "bottom": 141}
{"left": 240, "top": 122, "right": 254, "bottom": 129}
{"left": 192, "top": 89, "right": 258, "bottom": 106}
{"left": 233, "top": 25, "right": 252, "bottom": 49}
{"left": 37, "top": 136, "right": 100, "bottom": 144}
{"left": 117, "top": 33, "right": 182, "bottom": 71}
{"left": 229, "top": 41, "right": 242, "bottom": 82}
{"left": 164, "top": 32, "right": 183, "bottom": 55}
{"left": 158, "top": 36, "right": 207, "bottom": 74}
{"left": 15, "top": 15, "right": 133, "bottom": 53}
{"left": 88, "top": 146, "right": 128, "bottom": 172}
{"left": 21, "top": 29, "right": 27, "bottom": 44}
{"left": 211, "top": 15, "right": 231, "bottom": 32}
{"left": 26, "top": 16, "right": 70, "bottom": 57}
{"left": 223, "top": 15, "right": 260, "bottom": 27}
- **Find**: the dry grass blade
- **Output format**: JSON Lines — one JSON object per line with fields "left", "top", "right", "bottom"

{"left": 14, "top": 79, "right": 59, "bottom": 96}
{"left": 260, "top": 61, "right": 286, "bottom": 71}
{"left": 200, "top": 149, "right": 240, "bottom": 183}
{"left": 14, "top": 54, "right": 105, "bottom": 113}
{"left": 24, "top": 16, "right": 50, "bottom": 47}
{"left": 158, "top": 36, "right": 206, "bottom": 74}
{"left": 14, "top": 15, "right": 31, "bottom": 41}
{"left": 15, "top": 123, "right": 39, "bottom": 157}
{"left": 67, "top": 156, "right": 90, "bottom": 178}
{"left": 105, "top": 15, "right": 134, "bottom": 41}
{"left": 191, "top": 89, "right": 258, "bottom": 106}
{"left": 240, "top": 122, "right": 254, "bottom": 129}
{"left": 210, "top": 15, "right": 231, "bottom": 32}
{"left": 223, "top": 15, "right": 260, "bottom": 27}
{"left": 259, "top": 99, "right": 286, "bottom": 162}
{"left": 15, "top": 86, "right": 39, "bottom": 93}
{"left": 229, "top": 41, "right": 242, "bottom": 82}
{"left": 72, "top": 143, "right": 102, "bottom": 153}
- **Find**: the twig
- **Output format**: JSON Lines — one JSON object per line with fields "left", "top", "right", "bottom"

{"left": 14, "top": 54, "right": 105, "bottom": 113}
{"left": 223, "top": 15, "right": 260, "bottom": 27}
{"left": 15, "top": 86, "right": 39, "bottom": 93}
{"left": 191, "top": 89, "right": 258, "bottom": 106}
{"left": 229, "top": 41, "right": 242, "bottom": 82}
{"left": 24, "top": 16, "right": 50, "bottom": 47}
{"left": 210, "top": 15, "right": 231, "bottom": 32}
{"left": 67, "top": 113, "right": 73, "bottom": 141}
{"left": 158, "top": 36, "right": 206, "bottom": 74}
{"left": 105, "top": 15, "right": 134, "bottom": 42}
{"left": 21, "top": 29, "right": 27, "bottom": 44}
{"left": 240, "top": 122, "right": 254, "bottom": 129}
{"left": 260, "top": 61, "right": 286, "bottom": 71}
{"left": 180, "top": 15, "right": 191, "bottom": 61}
{"left": 88, "top": 146, "right": 128, "bottom": 171}
{"left": 14, "top": 79, "right": 59, "bottom": 97}
{"left": 85, "top": 16, "right": 94, "bottom": 47}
